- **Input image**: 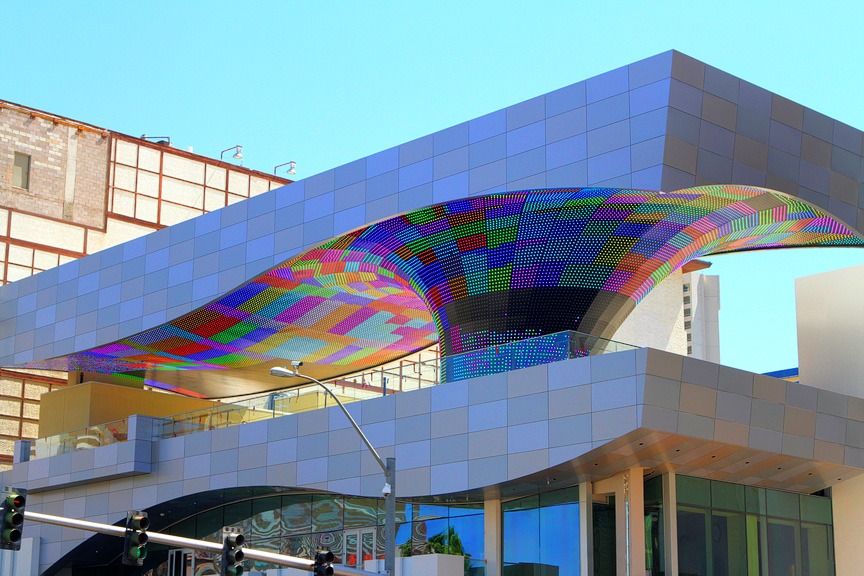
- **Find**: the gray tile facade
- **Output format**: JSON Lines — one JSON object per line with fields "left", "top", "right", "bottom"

{"left": 6, "top": 348, "right": 864, "bottom": 573}
{"left": 1, "top": 52, "right": 861, "bottom": 371}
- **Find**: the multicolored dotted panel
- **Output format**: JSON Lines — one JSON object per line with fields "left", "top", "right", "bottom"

{"left": 33, "top": 185, "right": 864, "bottom": 396}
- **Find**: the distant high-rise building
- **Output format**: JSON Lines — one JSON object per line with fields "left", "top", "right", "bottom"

{"left": 612, "top": 263, "right": 720, "bottom": 362}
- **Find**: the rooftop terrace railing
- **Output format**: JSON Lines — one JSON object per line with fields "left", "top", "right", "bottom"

{"left": 29, "top": 330, "right": 637, "bottom": 459}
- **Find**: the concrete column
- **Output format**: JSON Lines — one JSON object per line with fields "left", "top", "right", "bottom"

{"left": 579, "top": 481, "right": 594, "bottom": 576}
{"left": 624, "top": 467, "right": 645, "bottom": 576}
{"left": 594, "top": 466, "right": 645, "bottom": 576}
{"left": 831, "top": 475, "right": 864, "bottom": 576}
{"left": 484, "top": 498, "right": 502, "bottom": 576}
{"left": 661, "top": 471, "right": 678, "bottom": 576}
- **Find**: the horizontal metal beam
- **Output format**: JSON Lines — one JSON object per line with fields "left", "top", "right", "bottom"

{"left": 24, "top": 510, "right": 378, "bottom": 576}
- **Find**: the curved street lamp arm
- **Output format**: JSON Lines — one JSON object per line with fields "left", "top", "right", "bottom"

{"left": 297, "top": 371, "right": 388, "bottom": 474}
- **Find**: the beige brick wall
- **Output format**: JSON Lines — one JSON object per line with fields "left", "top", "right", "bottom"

{"left": 0, "top": 107, "right": 108, "bottom": 229}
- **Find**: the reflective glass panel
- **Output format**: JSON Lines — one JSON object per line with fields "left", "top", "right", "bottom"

{"left": 251, "top": 496, "right": 281, "bottom": 541}
{"left": 800, "top": 494, "right": 832, "bottom": 525}
{"left": 677, "top": 475, "right": 710, "bottom": 507}
{"left": 362, "top": 530, "right": 375, "bottom": 563}
{"left": 345, "top": 532, "right": 359, "bottom": 567}
{"left": 414, "top": 503, "right": 449, "bottom": 521}
{"left": 539, "top": 501, "right": 579, "bottom": 575}
{"left": 678, "top": 508, "right": 708, "bottom": 576}
{"left": 412, "top": 517, "right": 448, "bottom": 555}
{"left": 345, "top": 497, "right": 378, "bottom": 528}
{"left": 314, "top": 530, "right": 344, "bottom": 563}
{"left": 768, "top": 519, "right": 800, "bottom": 575}
{"left": 282, "top": 494, "right": 312, "bottom": 535}
{"left": 801, "top": 522, "right": 834, "bottom": 576}
{"left": 503, "top": 488, "right": 579, "bottom": 576}
{"left": 196, "top": 507, "right": 223, "bottom": 541}
{"left": 312, "top": 494, "right": 344, "bottom": 532}
{"left": 711, "top": 481, "right": 745, "bottom": 512}
{"left": 503, "top": 506, "right": 539, "bottom": 568}
{"left": 223, "top": 500, "right": 252, "bottom": 534}
{"left": 593, "top": 500, "right": 616, "bottom": 575}
{"left": 450, "top": 513, "right": 484, "bottom": 573}
{"left": 767, "top": 490, "right": 800, "bottom": 520}
{"left": 711, "top": 511, "right": 747, "bottom": 576}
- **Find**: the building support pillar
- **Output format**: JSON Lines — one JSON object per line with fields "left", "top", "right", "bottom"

{"left": 662, "top": 471, "right": 678, "bottom": 576}
{"left": 483, "top": 498, "right": 502, "bottom": 576}
{"left": 595, "top": 466, "right": 645, "bottom": 576}
{"left": 579, "top": 481, "right": 594, "bottom": 576}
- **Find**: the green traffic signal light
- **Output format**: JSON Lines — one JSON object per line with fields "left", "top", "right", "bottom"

{"left": 122, "top": 510, "right": 149, "bottom": 566}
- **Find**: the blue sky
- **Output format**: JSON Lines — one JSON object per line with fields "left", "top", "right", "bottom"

{"left": 4, "top": 1, "right": 863, "bottom": 373}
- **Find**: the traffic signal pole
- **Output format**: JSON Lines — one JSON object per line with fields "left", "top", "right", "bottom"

{"left": 22, "top": 510, "right": 379, "bottom": 576}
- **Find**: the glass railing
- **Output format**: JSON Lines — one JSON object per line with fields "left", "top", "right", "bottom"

{"left": 29, "top": 330, "right": 637, "bottom": 456}
{"left": 32, "top": 417, "right": 129, "bottom": 459}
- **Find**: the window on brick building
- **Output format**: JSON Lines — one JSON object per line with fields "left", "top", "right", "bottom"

{"left": 13, "top": 152, "right": 30, "bottom": 190}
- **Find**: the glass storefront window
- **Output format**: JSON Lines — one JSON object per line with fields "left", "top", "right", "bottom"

{"left": 503, "top": 505, "right": 540, "bottom": 568}
{"left": 677, "top": 507, "right": 708, "bottom": 576}
{"left": 250, "top": 496, "right": 281, "bottom": 541}
{"left": 149, "top": 492, "right": 485, "bottom": 575}
{"left": 344, "top": 497, "right": 378, "bottom": 528}
{"left": 801, "top": 522, "right": 833, "bottom": 576}
{"left": 312, "top": 494, "right": 343, "bottom": 532}
{"left": 644, "top": 476, "right": 664, "bottom": 574}
{"left": 677, "top": 476, "right": 834, "bottom": 576}
{"left": 502, "top": 486, "right": 580, "bottom": 576}
{"left": 768, "top": 518, "right": 800, "bottom": 575}
{"left": 281, "top": 494, "right": 312, "bottom": 535}
{"left": 711, "top": 510, "right": 747, "bottom": 575}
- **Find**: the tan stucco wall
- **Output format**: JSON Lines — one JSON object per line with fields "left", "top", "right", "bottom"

{"left": 796, "top": 264, "right": 864, "bottom": 397}
{"left": 831, "top": 474, "right": 864, "bottom": 576}
{"left": 38, "top": 382, "right": 217, "bottom": 437}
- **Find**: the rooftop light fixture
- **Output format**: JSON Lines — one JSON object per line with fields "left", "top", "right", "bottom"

{"left": 140, "top": 134, "right": 171, "bottom": 146}
{"left": 274, "top": 160, "right": 297, "bottom": 176}
{"left": 220, "top": 145, "right": 243, "bottom": 161}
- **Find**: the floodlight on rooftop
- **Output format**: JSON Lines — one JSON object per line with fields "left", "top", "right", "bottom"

{"left": 220, "top": 145, "right": 243, "bottom": 161}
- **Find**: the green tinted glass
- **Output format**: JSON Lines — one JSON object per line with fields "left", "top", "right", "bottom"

{"left": 677, "top": 475, "right": 710, "bottom": 507}
{"left": 745, "top": 486, "right": 766, "bottom": 515}
{"left": 644, "top": 476, "right": 663, "bottom": 506}
{"left": 800, "top": 494, "right": 832, "bottom": 524}
{"left": 767, "top": 490, "right": 800, "bottom": 520}
{"left": 801, "top": 522, "right": 834, "bottom": 575}
{"left": 712, "top": 480, "right": 746, "bottom": 512}
{"left": 503, "top": 494, "right": 539, "bottom": 512}
{"left": 540, "top": 486, "right": 579, "bottom": 507}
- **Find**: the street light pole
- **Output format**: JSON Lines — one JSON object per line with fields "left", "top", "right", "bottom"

{"left": 270, "top": 365, "right": 396, "bottom": 576}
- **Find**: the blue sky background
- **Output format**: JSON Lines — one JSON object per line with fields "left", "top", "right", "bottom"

{"left": 4, "top": 1, "right": 863, "bottom": 373}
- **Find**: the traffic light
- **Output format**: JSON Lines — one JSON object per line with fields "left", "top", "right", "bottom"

{"left": 0, "top": 487, "right": 26, "bottom": 551}
{"left": 221, "top": 532, "right": 245, "bottom": 576}
{"left": 314, "top": 549, "right": 334, "bottom": 576}
{"left": 121, "top": 510, "right": 149, "bottom": 566}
